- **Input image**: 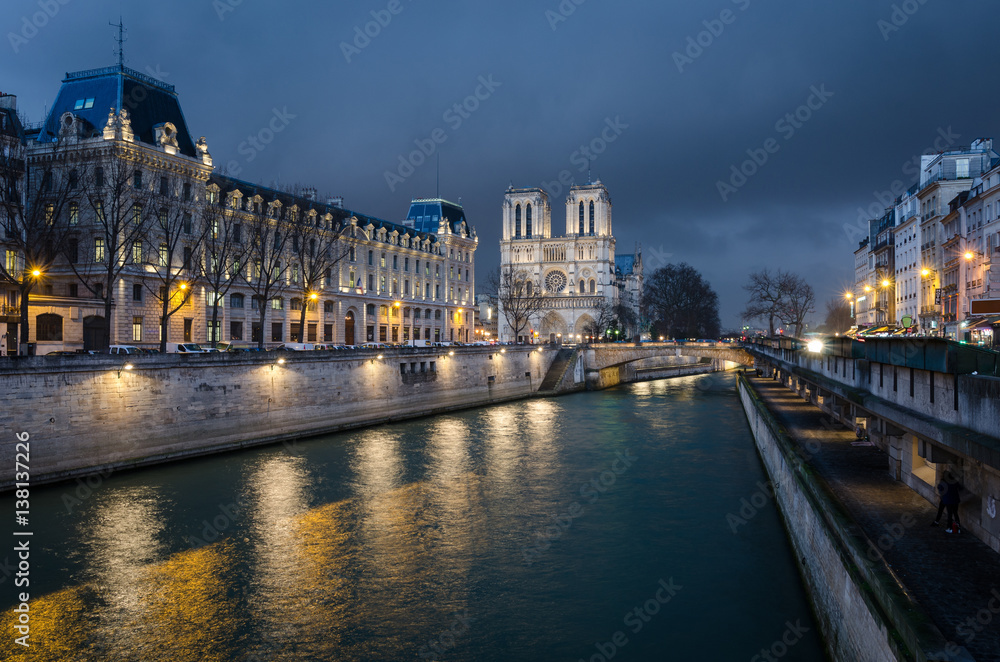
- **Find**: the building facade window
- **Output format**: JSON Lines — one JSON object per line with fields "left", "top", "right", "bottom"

{"left": 132, "top": 316, "right": 143, "bottom": 342}
{"left": 36, "top": 313, "right": 62, "bottom": 341}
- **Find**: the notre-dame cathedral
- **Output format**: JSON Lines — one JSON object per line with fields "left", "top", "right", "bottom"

{"left": 498, "top": 180, "right": 642, "bottom": 342}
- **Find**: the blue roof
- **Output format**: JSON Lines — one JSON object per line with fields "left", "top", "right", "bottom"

{"left": 36, "top": 65, "right": 197, "bottom": 157}
{"left": 405, "top": 198, "right": 468, "bottom": 234}
{"left": 615, "top": 254, "right": 636, "bottom": 276}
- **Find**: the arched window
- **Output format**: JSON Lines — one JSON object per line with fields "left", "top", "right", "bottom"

{"left": 36, "top": 313, "right": 62, "bottom": 341}
{"left": 589, "top": 200, "right": 595, "bottom": 235}
{"left": 578, "top": 201, "right": 585, "bottom": 234}
{"left": 526, "top": 204, "right": 532, "bottom": 238}
{"left": 579, "top": 279, "right": 585, "bottom": 293}
{"left": 526, "top": 281, "right": 533, "bottom": 296}
{"left": 589, "top": 279, "right": 596, "bottom": 294}
{"left": 413, "top": 307, "right": 421, "bottom": 318}
{"left": 515, "top": 204, "right": 522, "bottom": 238}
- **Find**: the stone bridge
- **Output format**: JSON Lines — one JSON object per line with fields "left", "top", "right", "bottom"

{"left": 584, "top": 342, "right": 754, "bottom": 371}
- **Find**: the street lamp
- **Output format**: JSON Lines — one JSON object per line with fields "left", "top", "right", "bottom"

{"left": 965, "top": 251, "right": 974, "bottom": 261}
{"left": 116, "top": 362, "right": 134, "bottom": 378}
{"left": 921, "top": 268, "right": 931, "bottom": 278}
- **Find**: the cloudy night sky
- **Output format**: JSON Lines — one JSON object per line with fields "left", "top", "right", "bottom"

{"left": 4, "top": 0, "right": 997, "bottom": 328}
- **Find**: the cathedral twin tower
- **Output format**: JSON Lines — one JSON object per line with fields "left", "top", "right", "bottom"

{"left": 499, "top": 180, "right": 642, "bottom": 342}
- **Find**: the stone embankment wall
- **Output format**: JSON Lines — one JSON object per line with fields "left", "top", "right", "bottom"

{"left": 586, "top": 357, "right": 728, "bottom": 389}
{"left": 739, "top": 376, "right": 967, "bottom": 662}
{"left": 0, "top": 347, "right": 556, "bottom": 490}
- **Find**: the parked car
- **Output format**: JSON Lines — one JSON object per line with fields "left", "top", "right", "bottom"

{"left": 109, "top": 345, "right": 142, "bottom": 355}
{"left": 46, "top": 350, "right": 79, "bottom": 356}
{"left": 165, "top": 342, "right": 205, "bottom": 354}
{"left": 275, "top": 342, "right": 314, "bottom": 351}
{"left": 215, "top": 341, "right": 258, "bottom": 353}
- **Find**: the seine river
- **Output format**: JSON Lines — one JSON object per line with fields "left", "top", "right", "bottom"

{"left": 1, "top": 372, "right": 826, "bottom": 661}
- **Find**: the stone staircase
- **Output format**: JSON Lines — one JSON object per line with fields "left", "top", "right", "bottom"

{"left": 537, "top": 348, "right": 577, "bottom": 393}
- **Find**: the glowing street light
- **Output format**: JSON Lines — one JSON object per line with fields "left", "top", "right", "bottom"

{"left": 310, "top": 292, "right": 319, "bottom": 301}
{"left": 806, "top": 340, "right": 824, "bottom": 353}
{"left": 921, "top": 268, "right": 931, "bottom": 277}
{"left": 864, "top": 285, "right": 872, "bottom": 292}
{"left": 881, "top": 279, "right": 890, "bottom": 288}
{"left": 964, "top": 251, "right": 974, "bottom": 261}
{"left": 30, "top": 269, "right": 42, "bottom": 278}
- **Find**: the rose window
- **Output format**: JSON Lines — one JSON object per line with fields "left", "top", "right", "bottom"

{"left": 545, "top": 271, "right": 567, "bottom": 293}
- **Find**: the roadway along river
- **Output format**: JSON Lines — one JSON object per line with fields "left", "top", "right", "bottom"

{"left": 1, "top": 372, "right": 826, "bottom": 661}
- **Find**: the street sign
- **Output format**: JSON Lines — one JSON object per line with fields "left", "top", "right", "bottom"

{"left": 934, "top": 290, "right": 941, "bottom": 305}
{"left": 901, "top": 315, "right": 914, "bottom": 329}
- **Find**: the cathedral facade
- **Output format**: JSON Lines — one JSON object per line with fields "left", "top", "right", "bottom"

{"left": 498, "top": 181, "right": 642, "bottom": 342}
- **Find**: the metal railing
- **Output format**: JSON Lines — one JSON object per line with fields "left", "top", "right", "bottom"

{"left": 64, "top": 65, "right": 175, "bottom": 92}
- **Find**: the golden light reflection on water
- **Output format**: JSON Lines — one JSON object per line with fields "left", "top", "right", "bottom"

{"left": 0, "top": 410, "right": 573, "bottom": 660}
{"left": 0, "top": 543, "right": 238, "bottom": 661}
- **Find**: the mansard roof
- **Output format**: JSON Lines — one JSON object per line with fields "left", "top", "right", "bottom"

{"left": 209, "top": 174, "right": 441, "bottom": 244}
{"left": 405, "top": 198, "right": 468, "bottom": 235}
{"left": 36, "top": 65, "right": 197, "bottom": 157}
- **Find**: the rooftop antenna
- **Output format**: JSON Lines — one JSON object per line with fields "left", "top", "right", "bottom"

{"left": 588, "top": 167, "right": 591, "bottom": 184}
{"left": 436, "top": 152, "right": 440, "bottom": 199}
{"left": 110, "top": 16, "right": 126, "bottom": 68}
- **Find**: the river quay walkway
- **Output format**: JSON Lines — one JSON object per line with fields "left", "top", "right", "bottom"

{"left": 746, "top": 374, "right": 1000, "bottom": 662}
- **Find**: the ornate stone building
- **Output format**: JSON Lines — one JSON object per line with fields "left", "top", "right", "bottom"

{"left": 1, "top": 63, "right": 476, "bottom": 353}
{"left": 498, "top": 180, "right": 641, "bottom": 342}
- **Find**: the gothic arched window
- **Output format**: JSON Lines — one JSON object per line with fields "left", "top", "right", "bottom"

{"left": 589, "top": 200, "right": 595, "bottom": 235}
{"left": 526, "top": 204, "right": 532, "bottom": 238}
{"left": 578, "top": 201, "right": 585, "bottom": 234}
{"left": 515, "top": 204, "right": 522, "bottom": 238}
{"left": 589, "top": 279, "right": 596, "bottom": 294}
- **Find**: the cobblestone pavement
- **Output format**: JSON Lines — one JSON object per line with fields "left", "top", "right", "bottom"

{"left": 747, "top": 376, "right": 1000, "bottom": 662}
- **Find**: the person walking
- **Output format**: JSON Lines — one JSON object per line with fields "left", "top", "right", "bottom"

{"left": 935, "top": 471, "right": 963, "bottom": 533}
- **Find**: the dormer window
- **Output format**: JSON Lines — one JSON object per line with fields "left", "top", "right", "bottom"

{"left": 73, "top": 98, "right": 95, "bottom": 110}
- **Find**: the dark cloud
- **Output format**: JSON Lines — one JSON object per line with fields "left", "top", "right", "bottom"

{"left": 5, "top": 0, "right": 997, "bottom": 327}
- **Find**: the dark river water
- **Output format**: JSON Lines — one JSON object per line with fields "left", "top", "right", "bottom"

{"left": 2, "top": 372, "right": 826, "bottom": 661}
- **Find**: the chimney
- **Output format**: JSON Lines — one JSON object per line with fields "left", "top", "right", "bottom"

{"left": 0, "top": 94, "right": 16, "bottom": 111}
{"left": 327, "top": 196, "right": 344, "bottom": 209}
{"left": 303, "top": 186, "right": 317, "bottom": 201}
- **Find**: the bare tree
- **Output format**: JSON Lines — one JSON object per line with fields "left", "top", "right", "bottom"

{"left": 0, "top": 142, "right": 81, "bottom": 353}
{"left": 200, "top": 198, "right": 249, "bottom": 345}
{"left": 65, "top": 149, "right": 156, "bottom": 349}
{"left": 777, "top": 272, "right": 815, "bottom": 337}
{"left": 742, "top": 269, "right": 784, "bottom": 336}
{"left": 143, "top": 200, "right": 208, "bottom": 352}
{"left": 488, "top": 266, "right": 548, "bottom": 342}
{"left": 242, "top": 200, "right": 289, "bottom": 349}
{"left": 818, "top": 297, "right": 853, "bottom": 334}
{"left": 287, "top": 210, "right": 349, "bottom": 342}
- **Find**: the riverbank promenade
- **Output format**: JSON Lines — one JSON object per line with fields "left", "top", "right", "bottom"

{"left": 746, "top": 374, "right": 1000, "bottom": 661}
